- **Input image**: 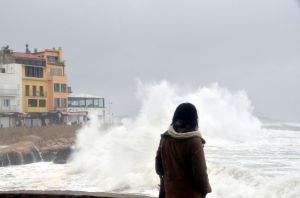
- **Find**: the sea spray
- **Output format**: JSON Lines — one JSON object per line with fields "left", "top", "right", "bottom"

{"left": 0, "top": 82, "right": 299, "bottom": 197}
{"left": 208, "top": 162, "right": 300, "bottom": 198}
{"left": 69, "top": 81, "right": 263, "bottom": 193}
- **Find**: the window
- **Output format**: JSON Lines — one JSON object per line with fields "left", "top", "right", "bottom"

{"left": 16, "top": 59, "right": 45, "bottom": 67}
{"left": 86, "top": 98, "right": 93, "bottom": 107}
{"left": 54, "top": 84, "right": 67, "bottom": 92}
{"left": 54, "top": 98, "right": 67, "bottom": 108}
{"left": 3, "top": 99, "right": 10, "bottom": 107}
{"left": 25, "top": 85, "right": 30, "bottom": 96}
{"left": 50, "top": 68, "right": 62, "bottom": 76}
{"left": 33, "top": 68, "right": 38, "bottom": 77}
{"left": 54, "top": 98, "right": 60, "bottom": 107}
{"left": 0, "top": 68, "right": 5, "bottom": 73}
{"left": 25, "top": 66, "right": 32, "bottom": 77}
{"left": 68, "top": 98, "right": 79, "bottom": 107}
{"left": 38, "top": 68, "right": 43, "bottom": 77}
{"left": 32, "top": 86, "right": 37, "bottom": 96}
{"left": 67, "top": 97, "right": 104, "bottom": 108}
{"left": 54, "top": 84, "right": 60, "bottom": 92}
{"left": 39, "top": 99, "right": 46, "bottom": 107}
{"left": 25, "top": 66, "right": 43, "bottom": 78}
{"left": 100, "top": 98, "right": 104, "bottom": 108}
{"left": 94, "top": 98, "right": 99, "bottom": 107}
{"left": 28, "top": 99, "right": 37, "bottom": 107}
{"left": 94, "top": 98, "right": 104, "bottom": 108}
{"left": 93, "top": 98, "right": 104, "bottom": 108}
{"left": 61, "top": 84, "right": 67, "bottom": 93}
{"left": 79, "top": 98, "right": 85, "bottom": 107}
{"left": 40, "top": 86, "right": 44, "bottom": 97}
{"left": 47, "top": 56, "right": 58, "bottom": 63}
{"left": 61, "top": 98, "right": 67, "bottom": 108}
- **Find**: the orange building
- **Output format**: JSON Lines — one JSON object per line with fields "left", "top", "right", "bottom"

{"left": 35, "top": 48, "right": 69, "bottom": 113}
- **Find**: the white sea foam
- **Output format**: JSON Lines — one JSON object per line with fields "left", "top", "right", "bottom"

{"left": 1, "top": 81, "right": 299, "bottom": 197}
{"left": 208, "top": 162, "right": 300, "bottom": 198}
{"left": 68, "top": 81, "right": 265, "bottom": 194}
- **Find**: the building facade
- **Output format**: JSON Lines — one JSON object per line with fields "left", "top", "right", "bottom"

{"left": 0, "top": 45, "right": 106, "bottom": 127}
{"left": 67, "top": 94, "right": 105, "bottom": 125}
{"left": 11, "top": 52, "right": 48, "bottom": 114}
{"left": 0, "top": 46, "right": 48, "bottom": 127}
{"left": 1, "top": 48, "right": 48, "bottom": 114}
{"left": 0, "top": 64, "right": 22, "bottom": 113}
{"left": 34, "top": 48, "right": 69, "bottom": 113}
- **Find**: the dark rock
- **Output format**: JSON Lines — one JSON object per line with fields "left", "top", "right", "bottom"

{"left": 6, "top": 151, "right": 22, "bottom": 165}
{"left": 22, "top": 150, "right": 36, "bottom": 164}
{"left": 40, "top": 148, "right": 57, "bottom": 161}
{"left": 53, "top": 147, "right": 72, "bottom": 164}
{"left": 0, "top": 152, "right": 10, "bottom": 166}
{"left": 0, "top": 141, "right": 42, "bottom": 166}
{"left": 0, "top": 136, "right": 75, "bottom": 167}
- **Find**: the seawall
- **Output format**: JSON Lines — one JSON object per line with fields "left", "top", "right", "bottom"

{"left": 0, "top": 190, "right": 154, "bottom": 198}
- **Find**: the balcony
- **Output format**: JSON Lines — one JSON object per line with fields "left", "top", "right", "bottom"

{"left": 25, "top": 92, "right": 47, "bottom": 98}
{"left": 0, "top": 89, "right": 19, "bottom": 96}
{"left": 47, "top": 60, "right": 65, "bottom": 66}
{"left": 0, "top": 105, "right": 19, "bottom": 113}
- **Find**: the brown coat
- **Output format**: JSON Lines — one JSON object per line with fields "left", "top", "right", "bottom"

{"left": 155, "top": 132, "right": 211, "bottom": 198}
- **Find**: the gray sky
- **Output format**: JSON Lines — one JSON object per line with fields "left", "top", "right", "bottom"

{"left": 1, "top": 0, "right": 300, "bottom": 121}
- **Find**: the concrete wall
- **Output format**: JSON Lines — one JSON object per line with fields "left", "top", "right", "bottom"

{"left": 0, "top": 117, "right": 10, "bottom": 128}
{"left": 0, "top": 117, "right": 50, "bottom": 128}
{"left": 0, "top": 191, "right": 153, "bottom": 198}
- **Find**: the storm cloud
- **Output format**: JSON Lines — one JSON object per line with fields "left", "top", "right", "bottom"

{"left": 0, "top": 0, "right": 299, "bottom": 121}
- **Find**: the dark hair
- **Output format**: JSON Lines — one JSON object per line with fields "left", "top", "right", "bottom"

{"left": 171, "top": 103, "right": 198, "bottom": 131}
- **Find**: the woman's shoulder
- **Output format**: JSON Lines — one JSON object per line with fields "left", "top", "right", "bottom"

{"left": 187, "top": 136, "right": 203, "bottom": 144}
{"left": 160, "top": 131, "right": 169, "bottom": 138}
{"left": 186, "top": 137, "right": 206, "bottom": 153}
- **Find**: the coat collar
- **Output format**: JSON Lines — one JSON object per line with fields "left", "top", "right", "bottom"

{"left": 166, "top": 125, "right": 202, "bottom": 139}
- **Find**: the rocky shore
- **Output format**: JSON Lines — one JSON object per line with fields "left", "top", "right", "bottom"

{"left": 0, "top": 125, "right": 79, "bottom": 167}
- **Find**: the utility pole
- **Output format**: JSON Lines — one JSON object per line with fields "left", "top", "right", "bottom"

{"left": 108, "top": 101, "right": 113, "bottom": 124}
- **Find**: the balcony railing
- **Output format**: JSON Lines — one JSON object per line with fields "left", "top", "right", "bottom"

{"left": 0, "top": 105, "right": 19, "bottom": 112}
{"left": 25, "top": 92, "right": 47, "bottom": 98}
{"left": 0, "top": 89, "right": 19, "bottom": 96}
{"left": 48, "top": 60, "right": 65, "bottom": 66}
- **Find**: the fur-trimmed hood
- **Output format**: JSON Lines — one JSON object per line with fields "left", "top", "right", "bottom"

{"left": 167, "top": 125, "right": 202, "bottom": 139}
{"left": 161, "top": 125, "right": 206, "bottom": 144}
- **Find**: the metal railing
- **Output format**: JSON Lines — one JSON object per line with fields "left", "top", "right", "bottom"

{"left": 47, "top": 60, "right": 65, "bottom": 66}
{"left": 25, "top": 92, "right": 47, "bottom": 98}
{"left": 0, "top": 89, "right": 19, "bottom": 96}
{"left": 0, "top": 105, "right": 19, "bottom": 112}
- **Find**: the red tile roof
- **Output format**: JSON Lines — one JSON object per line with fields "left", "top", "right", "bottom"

{"left": 12, "top": 52, "right": 43, "bottom": 60}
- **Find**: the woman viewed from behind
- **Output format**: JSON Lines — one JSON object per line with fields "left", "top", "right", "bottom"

{"left": 155, "top": 103, "right": 211, "bottom": 198}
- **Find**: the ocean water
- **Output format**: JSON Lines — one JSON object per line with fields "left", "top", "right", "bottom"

{"left": 1, "top": 82, "right": 300, "bottom": 198}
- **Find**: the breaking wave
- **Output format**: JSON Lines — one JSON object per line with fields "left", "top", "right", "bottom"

{"left": 68, "top": 81, "right": 300, "bottom": 197}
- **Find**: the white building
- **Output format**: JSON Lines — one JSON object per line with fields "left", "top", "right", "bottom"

{"left": 0, "top": 64, "right": 22, "bottom": 127}
{"left": 66, "top": 93, "right": 105, "bottom": 125}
